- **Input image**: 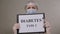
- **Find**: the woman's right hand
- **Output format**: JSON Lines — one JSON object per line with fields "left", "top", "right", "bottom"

{"left": 13, "top": 23, "right": 20, "bottom": 34}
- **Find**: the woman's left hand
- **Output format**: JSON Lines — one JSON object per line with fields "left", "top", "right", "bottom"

{"left": 44, "top": 21, "right": 51, "bottom": 34}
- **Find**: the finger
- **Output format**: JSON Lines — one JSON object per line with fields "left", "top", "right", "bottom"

{"left": 44, "top": 21, "right": 51, "bottom": 28}
{"left": 16, "top": 23, "right": 20, "bottom": 29}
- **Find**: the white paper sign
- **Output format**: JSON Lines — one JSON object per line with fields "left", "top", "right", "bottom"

{"left": 17, "top": 13, "right": 45, "bottom": 33}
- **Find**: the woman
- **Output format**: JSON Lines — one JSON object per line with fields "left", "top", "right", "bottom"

{"left": 13, "top": 1, "right": 51, "bottom": 34}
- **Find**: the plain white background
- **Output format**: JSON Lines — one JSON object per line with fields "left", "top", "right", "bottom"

{"left": 0, "top": 0, "right": 60, "bottom": 34}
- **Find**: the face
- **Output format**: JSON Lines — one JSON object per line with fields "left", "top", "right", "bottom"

{"left": 25, "top": 4, "right": 38, "bottom": 10}
{"left": 25, "top": 4, "right": 38, "bottom": 14}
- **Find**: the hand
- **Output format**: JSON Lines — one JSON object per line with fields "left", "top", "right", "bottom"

{"left": 13, "top": 23, "right": 20, "bottom": 34}
{"left": 13, "top": 21, "right": 51, "bottom": 34}
{"left": 44, "top": 21, "right": 51, "bottom": 34}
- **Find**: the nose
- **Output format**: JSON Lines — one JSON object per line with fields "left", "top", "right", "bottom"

{"left": 30, "top": 7, "right": 33, "bottom": 9}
